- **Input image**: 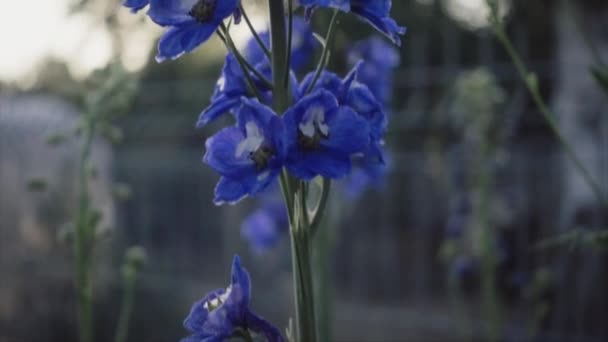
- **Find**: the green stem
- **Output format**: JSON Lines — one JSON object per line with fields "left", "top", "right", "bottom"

{"left": 305, "top": 10, "right": 340, "bottom": 94}
{"left": 74, "top": 116, "right": 97, "bottom": 342}
{"left": 268, "top": 1, "right": 317, "bottom": 340}
{"left": 489, "top": 6, "right": 608, "bottom": 210}
{"left": 268, "top": 0, "right": 291, "bottom": 113}
{"left": 219, "top": 24, "right": 273, "bottom": 91}
{"left": 285, "top": 0, "right": 294, "bottom": 89}
{"left": 309, "top": 178, "right": 331, "bottom": 237}
{"left": 239, "top": 4, "right": 271, "bottom": 60}
{"left": 291, "top": 191, "right": 317, "bottom": 342}
{"left": 114, "top": 269, "right": 137, "bottom": 342}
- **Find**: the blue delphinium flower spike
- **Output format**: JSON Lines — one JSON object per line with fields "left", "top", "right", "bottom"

{"left": 148, "top": 0, "right": 241, "bottom": 62}
{"left": 204, "top": 98, "right": 285, "bottom": 205}
{"left": 182, "top": 255, "right": 284, "bottom": 342}
{"left": 123, "top": 0, "right": 149, "bottom": 12}
{"left": 347, "top": 36, "right": 400, "bottom": 108}
{"left": 241, "top": 194, "right": 288, "bottom": 253}
{"left": 245, "top": 17, "right": 317, "bottom": 72}
{"left": 284, "top": 90, "right": 370, "bottom": 180}
{"left": 299, "top": 0, "right": 406, "bottom": 45}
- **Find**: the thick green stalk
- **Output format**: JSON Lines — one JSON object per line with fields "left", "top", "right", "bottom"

{"left": 74, "top": 117, "right": 97, "bottom": 342}
{"left": 268, "top": 1, "right": 317, "bottom": 341}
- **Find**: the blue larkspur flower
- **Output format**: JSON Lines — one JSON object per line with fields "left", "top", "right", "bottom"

{"left": 245, "top": 17, "right": 317, "bottom": 72}
{"left": 148, "top": 0, "right": 241, "bottom": 62}
{"left": 203, "top": 98, "right": 285, "bottom": 205}
{"left": 182, "top": 256, "right": 284, "bottom": 342}
{"left": 299, "top": 0, "right": 406, "bottom": 45}
{"left": 300, "top": 65, "right": 387, "bottom": 163}
{"left": 347, "top": 36, "right": 400, "bottom": 107}
{"left": 284, "top": 90, "right": 370, "bottom": 180}
{"left": 123, "top": 0, "right": 149, "bottom": 12}
{"left": 241, "top": 194, "right": 288, "bottom": 253}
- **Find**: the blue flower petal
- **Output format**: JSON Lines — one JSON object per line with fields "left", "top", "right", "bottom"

{"left": 351, "top": 5, "right": 406, "bottom": 46}
{"left": 123, "top": 0, "right": 149, "bottom": 13}
{"left": 148, "top": 0, "right": 193, "bottom": 26}
{"left": 203, "top": 127, "right": 256, "bottom": 179}
{"left": 156, "top": 21, "right": 216, "bottom": 62}
{"left": 322, "top": 106, "right": 370, "bottom": 154}
{"left": 287, "top": 149, "right": 352, "bottom": 180}
{"left": 197, "top": 96, "right": 241, "bottom": 127}
{"left": 214, "top": 176, "right": 250, "bottom": 205}
{"left": 245, "top": 310, "right": 285, "bottom": 342}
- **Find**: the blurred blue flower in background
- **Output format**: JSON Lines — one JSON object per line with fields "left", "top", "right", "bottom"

{"left": 284, "top": 90, "right": 370, "bottom": 180}
{"left": 148, "top": 0, "right": 242, "bottom": 62}
{"left": 342, "top": 150, "right": 391, "bottom": 199}
{"left": 182, "top": 256, "right": 283, "bottom": 342}
{"left": 204, "top": 98, "right": 286, "bottom": 205}
{"left": 245, "top": 17, "right": 317, "bottom": 73}
{"left": 299, "top": 0, "right": 406, "bottom": 45}
{"left": 122, "top": 0, "right": 149, "bottom": 12}
{"left": 241, "top": 194, "right": 288, "bottom": 253}
{"left": 347, "top": 36, "right": 400, "bottom": 108}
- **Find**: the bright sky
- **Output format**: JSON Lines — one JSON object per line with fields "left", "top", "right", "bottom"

{"left": 0, "top": 0, "right": 160, "bottom": 84}
{"left": 0, "top": 0, "right": 265, "bottom": 85}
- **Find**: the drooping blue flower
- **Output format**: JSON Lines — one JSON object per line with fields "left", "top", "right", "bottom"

{"left": 148, "top": 0, "right": 241, "bottom": 62}
{"left": 241, "top": 194, "right": 288, "bottom": 253}
{"left": 245, "top": 17, "right": 317, "bottom": 72}
{"left": 347, "top": 36, "right": 400, "bottom": 107}
{"left": 197, "top": 53, "right": 271, "bottom": 127}
{"left": 123, "top": 0, "right": 149, "bottom": 12}
{"left": 196, "top": 53, "right": 300, "bottom": 127}
{"left": 203, "top": 98, "right": 285, "bottom": 205}
{"left": 182, "top": 255, "right": 284, "bottom": 342}
{"left": 283, "top": 90, "right": 370, "bottom": 180}
{"left": 299, "top": 0, "right": 406, "bottom": 45}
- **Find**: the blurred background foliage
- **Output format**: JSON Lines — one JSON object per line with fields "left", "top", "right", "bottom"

{"left": 1, "top": 0, "right": 608, "bottom": 341}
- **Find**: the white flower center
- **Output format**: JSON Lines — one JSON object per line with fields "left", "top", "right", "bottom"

{"left": 236, "top": 121, "right": 264, "bottom": 158}
{"left": 204, "top": 285, "right": 232, "bottom": 311}
{"left": 299, "top": 106, "right": 329, "bottom": 138}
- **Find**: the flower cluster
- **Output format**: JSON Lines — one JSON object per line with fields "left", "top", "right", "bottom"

{"left": 182, "top": 256, "right": 283, "bottom": 341}
{"left": 123, "top": 0, "right": 404, "bottom": 339}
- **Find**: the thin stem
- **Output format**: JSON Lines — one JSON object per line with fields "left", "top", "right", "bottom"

{"left": 309, "top": 178, "right": 331, "bottom": 237}
{"left": 268, "top": 0, "right": 291, "bottom": 113}
{"left": 217, "top": 29, "right": 264, "bottom": 101}
{"left": 285, "top": 0, "right": 294, "bottom": 89}
{"left": 114, "top": 269, "right": 137, "bottom": 342}
{"left": 74, "top": 115, "right": 97, "bottom": 342}
{"left": 269, "top": 1, "right": 317, "bottom": 341}
{"left": 305, "top": 10, "right": 340, "bottom": 95}
{"left": 239, "top": 4, "right": 271, "bottom": 60}
{"left": 488, "top": 6, "right": 608, "bottom": 210}
{"left": 220, "top": 24, "right": 274, "bottom": 91}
